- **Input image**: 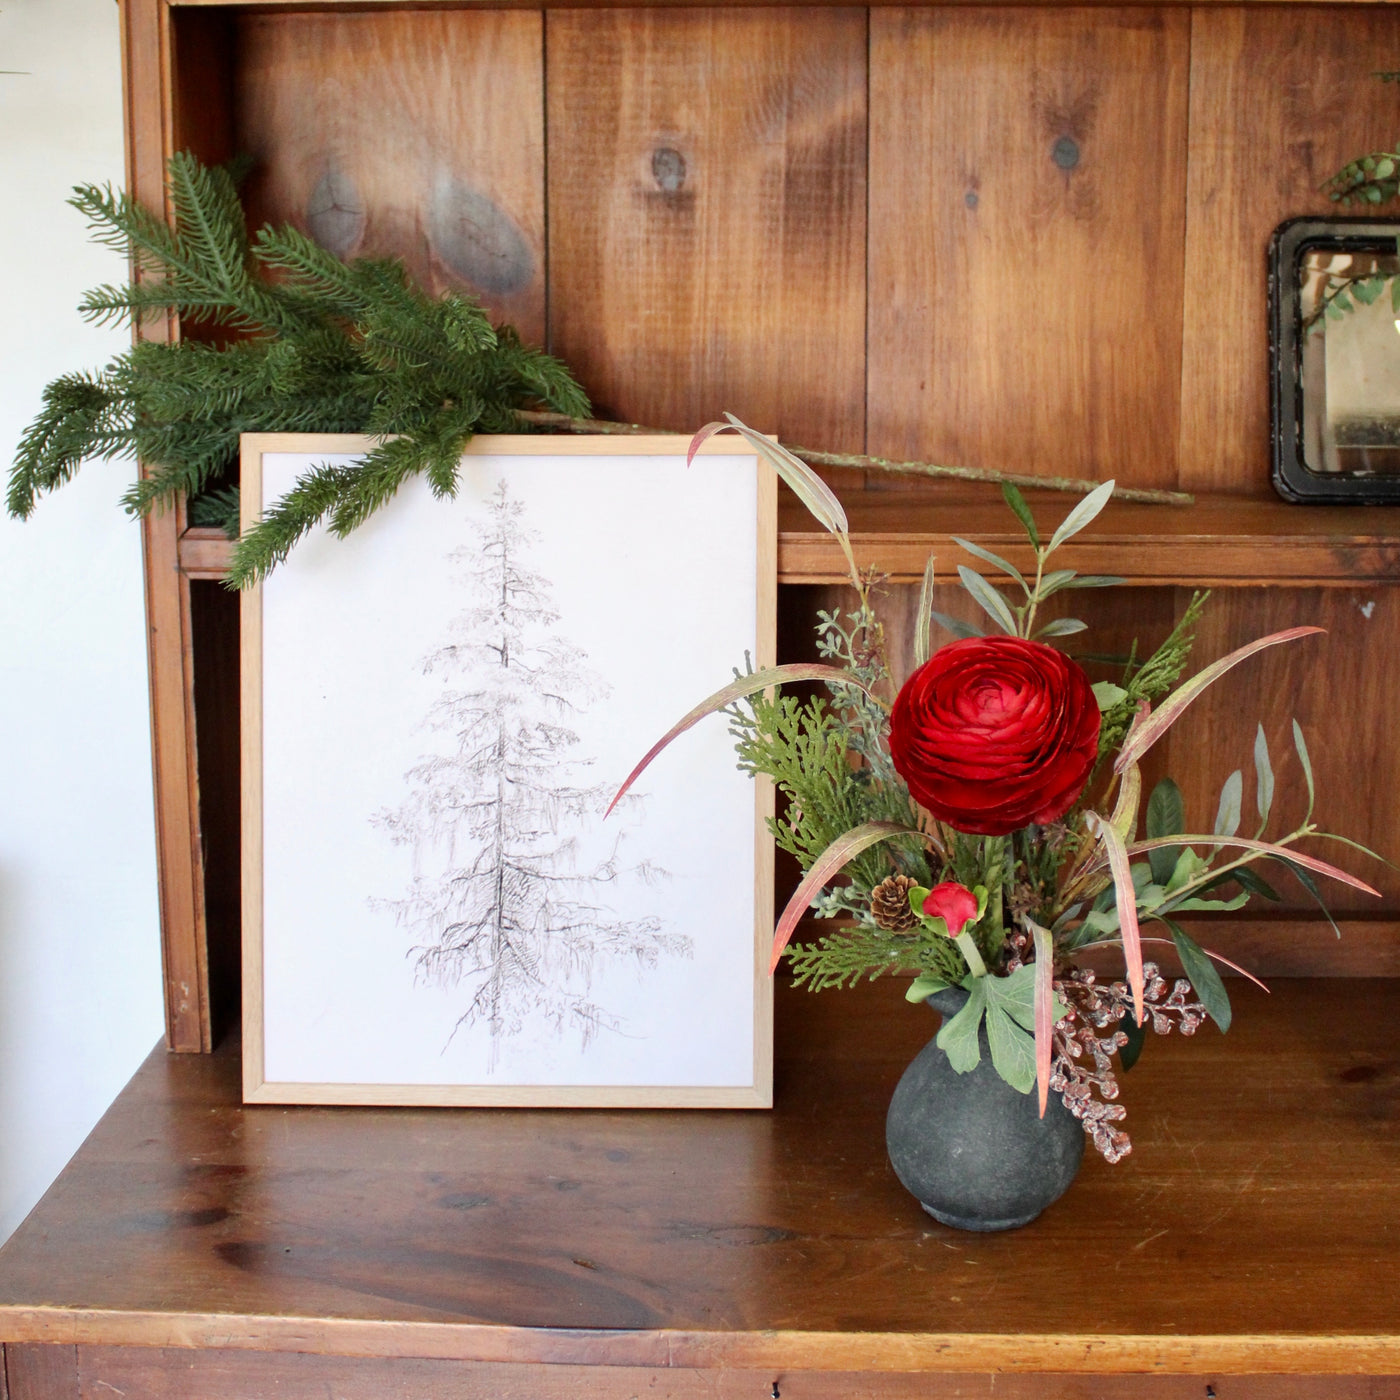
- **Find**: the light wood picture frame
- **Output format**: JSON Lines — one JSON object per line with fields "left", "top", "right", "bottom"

{"left": 241, "top": 434, "right": 776, "bottom": 1107}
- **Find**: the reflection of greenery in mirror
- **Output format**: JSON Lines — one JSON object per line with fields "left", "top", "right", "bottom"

{"left": 1299, "top": 247, "right": 1400, "bottom": 476}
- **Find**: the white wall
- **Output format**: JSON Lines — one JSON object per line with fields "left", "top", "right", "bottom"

{"left": 0, "top": 0, "right": 164, "bottom": 1245}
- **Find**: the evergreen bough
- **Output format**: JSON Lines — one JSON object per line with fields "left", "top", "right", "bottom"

{"left": 7, "top": 153, "right": 590, "bottom": 587}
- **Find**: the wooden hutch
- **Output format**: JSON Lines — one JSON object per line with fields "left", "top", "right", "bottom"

{"left": 2, "top": 0, "right": 1400, "bottom": 1393}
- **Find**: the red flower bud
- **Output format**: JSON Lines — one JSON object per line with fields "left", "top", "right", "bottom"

{"left": 922, "top": 882, "right": 980, "bottom": 937}
{"left": 889, "top": 636, "right": 1101, "bottom": 836}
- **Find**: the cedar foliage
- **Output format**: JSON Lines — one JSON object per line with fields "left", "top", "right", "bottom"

{"left": 7, "top": 153, "right": 590, "bottom": 587}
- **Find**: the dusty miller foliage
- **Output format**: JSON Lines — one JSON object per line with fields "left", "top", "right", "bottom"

{"left": 7, "top": 152, "right": 589, "bottom": 587}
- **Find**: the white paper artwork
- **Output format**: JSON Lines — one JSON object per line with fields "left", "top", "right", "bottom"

{"left": 247, "top": 438, "right": 769, "bottom": 1105}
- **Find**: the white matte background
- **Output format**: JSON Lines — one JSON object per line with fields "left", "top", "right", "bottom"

{"left": 0, "top": 0, "right": 164, "bottom": 1246}
{"left": 258, "top": 450, "right": 760, "bottom": 1089}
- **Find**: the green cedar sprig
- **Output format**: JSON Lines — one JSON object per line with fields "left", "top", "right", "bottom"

{"left": 8, "top": 152, "right": 590, "bottom": 586}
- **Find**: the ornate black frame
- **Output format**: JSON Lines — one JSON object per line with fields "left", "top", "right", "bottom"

{"left": 1269, "top": 215, "right": 1400, "bottom": 504}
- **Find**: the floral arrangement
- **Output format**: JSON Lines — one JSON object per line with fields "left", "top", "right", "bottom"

{"left": 611, "top": 416, "right": 1383, "bottom": 1162}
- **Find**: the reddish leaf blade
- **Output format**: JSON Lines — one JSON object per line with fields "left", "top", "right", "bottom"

{"left": 1090, "top": 812, "right": 1145, "bottom": 1024}
{"left": 605, "top": 663, "right": 870, "bottom": 819}
{"left": 1126, "top": 834, "right": 1381, "bottom": 899}
{"left": 770, "top": 821, "right": 936, "bottom": 974}
{"left": 1115, "top": 627, "right": 1325, "bottom": 774}
{"left": 1028, "top": 919, "right": 1055, "bottom": 1118}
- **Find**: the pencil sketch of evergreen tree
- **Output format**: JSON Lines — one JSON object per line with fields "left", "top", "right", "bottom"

{"left": 373, "top": 481, "right": 688, "bottom": 1063}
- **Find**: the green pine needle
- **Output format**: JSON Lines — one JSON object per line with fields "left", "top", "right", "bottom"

{"left": 11, "top": 151, "right": 592, "bottom": 584}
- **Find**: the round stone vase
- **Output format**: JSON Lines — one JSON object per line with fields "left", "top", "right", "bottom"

{"left": 885, "top": 985, "right": 1084, "bottom": 1231}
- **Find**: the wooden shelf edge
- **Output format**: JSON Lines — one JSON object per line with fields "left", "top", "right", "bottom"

{"left": 180, "top": 525, "right": 1400, "bottom": 588}
{"left": 2, "top": 1308, "right": 1398, "bottom": 1375}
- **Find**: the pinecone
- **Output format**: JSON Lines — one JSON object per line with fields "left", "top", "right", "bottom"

{"left": 870, "top": 874, "right": 919, "bottom": 932}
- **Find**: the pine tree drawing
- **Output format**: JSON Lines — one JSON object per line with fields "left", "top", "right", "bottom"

{"left": 374, "top": 481, "right": 689, "bottom": 1063}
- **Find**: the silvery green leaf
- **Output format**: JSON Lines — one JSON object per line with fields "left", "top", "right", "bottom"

{"left": 1037, "top": 568, "right": 1078, "bottom": 598}
{"left": 906, "top": 971, "right": 950, "bottom": 1003}
{"left": 1000, "top": 481, "right": 1039, "bottom": 547}
{"left": 1093, "top": 680, "right": 1129, "bottom": 711}
{"left": 936, "top": 981, "right": 987, "bottom": 1072}
{"left": 1047, "top": 479, "right": 1116, "bottom": 554}
{"left": 1292, "top": 718, "right": 1315, "bottom": 820}
{"left": 957, "top": 565, "right": 1018, "bottom": 635}
{"left": 1254, "top": 723, "right": 1275, "bottom": 829}
{"left": 1059, "top": 574, "right": 1128, "bottom": 590}
{"left": 985, "top": 1002, "right": 1036, "bottom": 1094}
{"left": 1035, "top": 617, "right": 1087, "bottom": 638}
{"left": 931, "top": 609, "right": 986, "bottom": 641}
{"left": 1165, "top": 845, "right": 1208, "bottom": 894}
{"left": 953, "top": 537, "right": 1026, "bottom": 587}
{"left": 1214, "top": 769, "right": 1243, "bottom": 838}
{"left": 1165, "top": 920, "right": 1232, "bottom": 1032}
{"left": 914, "top": 553, "right": 937, "bottom": 668}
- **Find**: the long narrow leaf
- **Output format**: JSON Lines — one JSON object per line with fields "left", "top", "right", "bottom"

{"left": 931, "top": 610, "right": 986, "bottom": 640}
{"left": 1036, "top": 617, "right": 1087, "bottom": 639}
{"left": 770, "top": 822, "right": 937, "bottom": 973}
{"left": 1110, "top": 761, "right": 1143, "bottom": 843}
{"left": 958, "top": 565, "right": 1018, "bottom": 635}
{"left": 1115, "top": 627, "right": 1324, "bottom": 774}
{"left": 914, "top": 553, "right": 937, "bottom": 668}
{"left": 1125, "top": 835, "right": 1381, "bottom": 898}
{"left": 1000, "top": 481, "right": 1040, "bottom": 547}
{"left": 1293, "top": 719, "right": 1315, "bottom": 822}
{"left": 1029, "top": 920, "right": 1055, "bottom": 1118}
{"left": 1254, "top": 724, "right": 1274, "bottom": 831}
{"left": 1075, "top": 934, "right": 1270, "bottom": 992}
{"left": 689, "top": 416, "right": 849, "bottom": 539}
{"left": 1047, "top": 479, "right": 1116, "bottom": 553}
{"left": 1088, "top": 812, "right": 1145, "bottom": 1023}
{"left": 1214, "top": 770, "right": 1243, "bottom": 839}
{"left": 606, "top": 663, "right": 870, "bottom": 817}
{"left": 953, "top": 536, "right": 1026, "bottom": 587}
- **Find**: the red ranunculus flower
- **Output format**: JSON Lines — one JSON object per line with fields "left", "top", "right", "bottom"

{"left": 921, "top": 882, "right": 979, "bottom": 936}
{"left": 889, "top": 636, "right": 1100, "bottom": 836}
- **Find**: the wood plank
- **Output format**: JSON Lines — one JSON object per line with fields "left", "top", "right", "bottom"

{"left": 868, "top": 9, "right": 1189, "bottom": 490}
{"left": 2, "top": 981, "right": 1400, "bottom": 1373}
{"left": 67, "top": 1348, "right": 1400, "bottom": 1400}
{"left": 123, "top": 0, "right": 211, "bottom": 1053}
{"left": 181, "top": 488, "right": 1400, "bottom": 587}
{"left": 546, "top": 8, "right": 867, "bottom": 455}
{"left": 1167, "top": 586, "right": 1400, "bottom": 912}
{"left": 235, "top": 8, "right": 546, "bottom": 344}
{"left": 1181, "top": 6, "right": 1400, "bottom": 493}
{"left": 3, "top": 1348, "right": 77, "bottom": 1400}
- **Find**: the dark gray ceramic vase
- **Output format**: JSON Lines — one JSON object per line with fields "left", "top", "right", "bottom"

{"left": 886, "top": 985, "right": 1085, "bottom": 1231}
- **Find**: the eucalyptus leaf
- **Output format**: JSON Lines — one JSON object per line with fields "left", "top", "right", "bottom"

{"left": 1254, "top": 723, "right": 1274, "bottom": 829}
{"left": 1047, "top": 479, "right": 1116, "bottom": 554}
{"left": 936, "top": 981, "right": 987, "bottom": 1073}
{"left": 1214, "top": 769, "right": 1243, "bottom": 839}
{"left": 1165, "top": 920, "right": 1232, "bottom": 1032}
{"left": 1036, "top": 617, "right": 1088, "bottom": 638}
{"left": 1058, "top": 574, "right": 1128, "bottom": 590}
{"left": 930, "top": 609, "right": 986, "bottom": 641}
{"left": 957, "top": 565, "right": 1019, "bottom": 636}
{"left": 914, "top": 553, "right": 937, "bottom": 668}
{"left": 1292, "top": 719, "right": 1315, "bottom": 820}
{"left": 1000, "top": 481, "right": 1040, "bottom": 547}
{"left": 953, "top": 537, "right": 1026, "bottom": 587}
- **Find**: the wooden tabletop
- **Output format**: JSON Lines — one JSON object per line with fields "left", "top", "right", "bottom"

{"left": 1, "top": 976, "right": 1397, "bottom": 1375}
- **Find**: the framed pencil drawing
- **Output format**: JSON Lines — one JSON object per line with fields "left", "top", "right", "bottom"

{"left": 241, "top": 434, "right": 775, "bottom": 1107}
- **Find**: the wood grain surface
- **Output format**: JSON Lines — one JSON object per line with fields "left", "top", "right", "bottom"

{"left": 1, "top": 977, "right": 1398, "bottom": 1373}
{"left": 546, "top": 8, "right": 867, "bottom": 457}
{"left": 1180, "top": 6, "right": 1400, "bottom": 494}
{"left": 8, "top": 1347, "right": 1400, "bottom": 1400}
{"left": 236, "top": 9, "right": 547, "bottom": 343}
{"left": 868, "top": 8, "right": 1189, "bottom": 490}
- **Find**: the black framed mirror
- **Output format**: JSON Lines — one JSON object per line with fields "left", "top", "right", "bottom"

{"left": 1270, "top": 216, "right": 1400, "bottom": 503}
